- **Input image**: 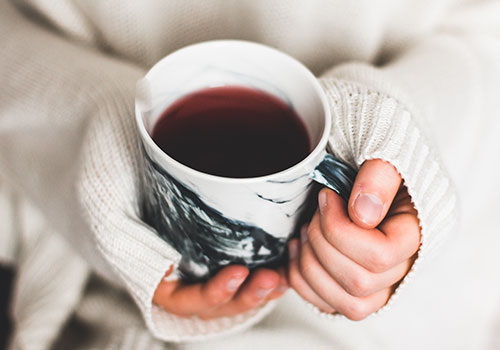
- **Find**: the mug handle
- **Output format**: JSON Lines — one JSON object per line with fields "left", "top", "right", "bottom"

{"left": 310, "top": 153, "right": 357, "bottom": 202}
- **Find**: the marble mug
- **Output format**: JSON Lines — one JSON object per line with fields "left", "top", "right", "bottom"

{"left": 135, "top": 40, "right": 356, "bottom": 282}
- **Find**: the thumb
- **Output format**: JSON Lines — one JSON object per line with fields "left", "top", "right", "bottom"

{"left": 347, "top": 159, "right": 401, "bottom": 229}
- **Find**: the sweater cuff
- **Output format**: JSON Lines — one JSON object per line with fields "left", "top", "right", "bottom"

{"left": 313, "top": 76, "right": 458, "bottom": 318}
{"left": 149, "top": 301, "right": 276, "bottom": 342}
{"left": 77, "top": 82, "right": 276, "bottom": 342}
{"left": 80, "top": 174, "right": 276, "bottom": 342}
{"left": 96, "top": 212, "right": 276, "bottom": 342}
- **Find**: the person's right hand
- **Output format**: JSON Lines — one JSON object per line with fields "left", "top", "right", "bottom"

{"left": 153, "top": 265, "right": 288, "bottom": 320}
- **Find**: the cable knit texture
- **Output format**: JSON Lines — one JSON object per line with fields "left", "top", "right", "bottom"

{"left": 1, "top": 0, "right": 500, "bottom": 348}
{"left": 322, "top": 78, "right": 457, "bottom": 258}
{"left": 315, "top": 78, "right": 457, "bottom": 318}
{"left": 74, "top": 51, "right": 276, "bottom": 342}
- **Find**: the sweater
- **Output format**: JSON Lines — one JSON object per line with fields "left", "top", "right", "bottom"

{"left": 1, "top": 0, "right": 500, "bottom": 349}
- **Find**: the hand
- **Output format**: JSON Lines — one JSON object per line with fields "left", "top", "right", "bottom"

{"left": 154, "top": 266, "right": 288, "bottom": 320}
{"left": 288, "top": 159, "right": 421, "bottom": 320}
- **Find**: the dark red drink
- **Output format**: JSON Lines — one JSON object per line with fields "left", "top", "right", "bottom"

{"left": 152, "top": 86, "right": 310, "bottom": 178}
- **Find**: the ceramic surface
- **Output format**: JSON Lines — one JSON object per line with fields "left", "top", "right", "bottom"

{"left": 136, "top": 41, "right": 356, "bottom": 282}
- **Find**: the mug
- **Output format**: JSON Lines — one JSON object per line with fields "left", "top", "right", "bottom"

{"left": 135, "top": 40, "right": 356, "bottom": 282}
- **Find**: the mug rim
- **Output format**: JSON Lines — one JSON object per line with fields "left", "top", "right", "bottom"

{"left": 135, "top": 40, "right": 331, "bottom": 184}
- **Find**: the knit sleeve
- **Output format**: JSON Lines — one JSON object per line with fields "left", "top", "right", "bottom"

{"left": 0, "top": 2, "right": 274, "bottom": 342}
{"left": 313, "top": 76, "right": 458, "bottom": 317}
{"left": 316, "top": 1, "right": 500, "bottom": 317}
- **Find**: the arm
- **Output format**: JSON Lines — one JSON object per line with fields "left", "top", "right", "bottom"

{"left": 290, "top": 0, "right": 500, "bottom": 318}
{"left": 0, "top": 2, "right": 281, "bottom": 342}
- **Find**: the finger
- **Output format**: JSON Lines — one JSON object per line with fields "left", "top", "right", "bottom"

{"left": 153, "top": 265, "right": 249, "bottom": 316}
{"left": 344, "top": 159, "right": 402, "bottom": 228}
{"left": 231, "top": 268, "right": 281, "bottom": 311}
{"left": 200, "top": 267, "right": 281, "bottom": 319}
{"left": 287, "top": 239, "right": 337, "bottom": 313}
{"left": 318, "top": 190, "right": 420, "bottom": 273}
{"left": 201, "top": 267, "right": 287, "bottom": 320}
{"left": 307, "top": 210, "right": 413, "bottom": 297}
{"left": 266, "top": 266, "right": 289, "bottom": 300}
{"left": 299, "top": 233, "right": 392, "bottom": 320}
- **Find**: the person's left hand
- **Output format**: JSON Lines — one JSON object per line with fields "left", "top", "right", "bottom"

{"left": 288, "top": 159, "right": 421, "bottom": 320}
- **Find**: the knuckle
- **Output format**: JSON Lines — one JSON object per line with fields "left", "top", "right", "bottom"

{"left": 298, "top": 251, "right": 316, "bottom": 279}
{"left": 239, "top": 287, "right": 265, "bottom": 308}
{"left": 346, "top": 272, "right": 374, "bottom": 297}
{"left": 307, "top": 226, "right": 323, "bottom": 245}
{"left": 288, "top": 268, "right": 302, "bottom": 290}
{"left": 322, "top": 220, "right": 339, "bottom": 246}
{"left": 367, "top": 247, "right": 394, "bottom": 273}
{"left": 343, "top": 300, "right": 371, "bottom": 321}
{"left": 204, "top": 288, "right": 229, "bottom": 307}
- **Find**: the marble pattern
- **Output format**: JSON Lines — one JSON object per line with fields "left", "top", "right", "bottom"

{"left": 135, "top": 41, "right": 357, "bottom": 282}
{"left": 310, "top": 154, "right": 356, "bottom": 202}
{"left": 140, "top": 149, "right": 286, "bottom": 282}
{"left": 140, "top": 145, "right": 355, "bottom": 282}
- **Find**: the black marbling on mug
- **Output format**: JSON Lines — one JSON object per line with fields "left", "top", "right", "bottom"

{"left": 139, "top": 142, "right": 355, "bottom": 283}
{"left": 134, "top": 42, "right": 360, "bottom": 283}
{"left": 140, "top": 148, "right": 287, "bottom": 282}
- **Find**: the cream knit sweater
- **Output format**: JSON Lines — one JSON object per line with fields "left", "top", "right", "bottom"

{"left": 1, "top": 0, "right": 500, "bottom": 349}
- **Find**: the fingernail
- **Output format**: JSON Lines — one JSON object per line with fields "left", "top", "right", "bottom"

{"left": 256, "top": 288, "right": 274, "bottom": 299}
{"left": 227, "top": 277, "right": 245, "bottom": 291}
{"left": 318, "top": 190, "right": 328, "bottom": 214}
{"left": 353, "top": 193, "right": 383, "bottom": 226}
{"left": 288, "top": 241, "right": 298, "bottom": 260}
{"left": 300, "top": 227, "right": 308, "bottom": 244}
